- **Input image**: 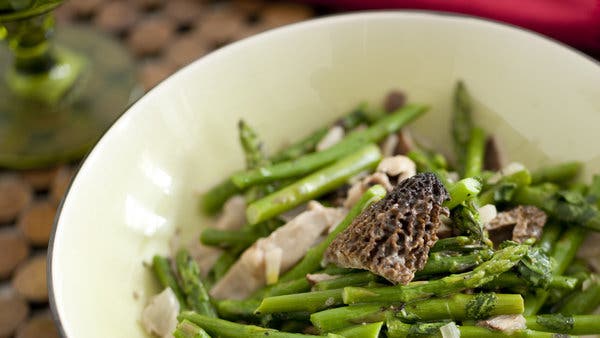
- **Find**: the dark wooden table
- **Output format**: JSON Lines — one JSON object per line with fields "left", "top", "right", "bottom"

{"left": 0, "top": 1, "right": 323, "bottom": 337}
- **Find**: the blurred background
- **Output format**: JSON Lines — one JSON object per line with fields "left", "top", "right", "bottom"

{"left": 0, "top": 0, "right": 597, "bottom": 337}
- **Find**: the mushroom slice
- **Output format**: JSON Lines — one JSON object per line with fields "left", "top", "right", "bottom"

{"left": 486, "top": 205, "right": 547, "bottom": 245}
{"left": 210, "top": 202, "right": 346, "bottom": 300}
{"left": 478, "top": 314, "right": 526, "bottom": 334}
{"left": 376, "top": 155, "right": 416, "bottom": 181}
{"left": 325, "top": 173, "right": 449, "bottom": 285}
{"left": 141, "top": 287, "right": 180, "bottom": 338}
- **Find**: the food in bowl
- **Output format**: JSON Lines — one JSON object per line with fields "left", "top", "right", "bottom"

{"left": 141, "top": 82, "right": 600, "bottom": 338}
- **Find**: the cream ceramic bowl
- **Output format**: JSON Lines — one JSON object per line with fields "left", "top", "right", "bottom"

{"left": 49, "top": 11, "right": 600, "bottom": 338}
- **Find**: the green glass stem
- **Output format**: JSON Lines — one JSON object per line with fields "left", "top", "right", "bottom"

{"left": 1, "top": 9, "right": 83, "bottom": 105}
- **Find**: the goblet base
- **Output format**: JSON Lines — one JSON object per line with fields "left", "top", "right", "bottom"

{"left": 0, "top": 25, "right": 138, "bottom": 169}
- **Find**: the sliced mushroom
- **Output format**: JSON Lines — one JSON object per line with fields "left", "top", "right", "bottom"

{"left": 141, "top": 287, "right": 180, "bottom": 338}
{"left": 381, "top": 134, "right": 399, "bottom": 157}
{"left": 376, "top": 155, "right": 416, "bottom": 182}
{"left": 316, "top": 126, "right": 344, "bottom": 152}
{"left": 306, "top": 273, "right": 339, "bottom": 285}
{"left": 343, "top": 172, "right": 392, "bottom": 209}
{"left": 395, "top": 129, "right": 415, "bottom": 155}
{"left": 478, "top": 314, "right": 526, "bottom": 334}
{"left": 215, "top": 195, "right": 246, "bottom": 230}
{"left": 486, "top": 206, "right": 547, "bottom": 245}
{"left": 210, "top": 202, "right": 346, "bottom": 300}
{"left": 325, "top": 173, "right": 450, "bottom": 285}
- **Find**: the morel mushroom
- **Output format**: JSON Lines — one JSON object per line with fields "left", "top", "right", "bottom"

{"left": 325, "top": 173, "right": 450, "bottom": 284}
{"left": 486, "top": 205, "right": 547, "bottom": 245}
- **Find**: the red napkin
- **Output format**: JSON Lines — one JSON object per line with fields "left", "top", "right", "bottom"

{"left": 303, "top": 0, "right": 600, "bottom": 57}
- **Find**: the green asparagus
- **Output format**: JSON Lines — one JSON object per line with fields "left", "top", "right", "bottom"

{"left": 342, "top": 244, "right": 528, "bottom": 305}
{"left": 415, "top": 250, "right": 493, "bottom": 277}
{"left": 450, "top": 201, "right": 490, "bottom": 244}
{"left": 245, "top": 144, "right": 382, "bottom": 224}
{"left": 175, "top": 249, "right": 216, "bottom": 316}
{"left": 255, "top": 289, "right": 344, "bottom": 314}
{"left": 556, "top": 276, "right": 600, "bottom": 315}
{"left": 531, "top": 162, "right": 582, "bottom": 185}
{"left": 478, "top": 169, "right": 531, "bottom": 206}
{"left": 430, "top": 236, "right": 487, "bottom": 253}
{"left": 463, "top": 127, "right": 486, "bottom": 178}
{"left": 179, "top": 312, "right": 324, "bottom": 337}
{"left": 313, "top": 272, "right": 379, "bottom": 291}
{"left": 174, "top": 319, "right": 212, "bottom": 338}
{"left": 311, "top": 293, "right": 523, "bottom": 332}
{"left": 152, "top": 255, "right": 186, "bottom": 307}
{"left": 444, "top": 177, "right": 483, "bottom": 210}
{"left": 387, "top": 319, "right": 576, "bottom": 338}
{"left": 524, "top": 227, "right": 586, "bottom": 315}
{"left": 239, "top": 120, "right": 268, "bottom": 169}
{"left": 452, "top": 80, "right": 474, "bottom": 174}
{"left": 526, "top": 314, "right": 600, "bottom": 335}
{"left": 333, "top": 322, "right": 383, "bottom": 338}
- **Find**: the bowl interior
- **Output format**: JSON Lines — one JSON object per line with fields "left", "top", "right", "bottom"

{"left": 50, "top": 12, "right": 600, "bottom": 338}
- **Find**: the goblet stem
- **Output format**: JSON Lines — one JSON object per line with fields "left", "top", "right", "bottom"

{"left": 1, "top": 8, "right": 83, "bottom": 105}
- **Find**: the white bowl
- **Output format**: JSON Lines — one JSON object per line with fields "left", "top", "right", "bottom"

{"left": 49, "top": 11, "right": 600, "bottom": 338}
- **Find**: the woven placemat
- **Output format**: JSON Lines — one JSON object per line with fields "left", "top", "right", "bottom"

{"left": 0, "top": 1, "right": 322, "bottom": 337}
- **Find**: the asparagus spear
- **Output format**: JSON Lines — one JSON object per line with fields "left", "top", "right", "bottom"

{"left": 175, "top": 249, "right": 216, "bottom": 317}
{"left": 152, "top": 255, "right": 186, "bottom": 307}
{"left": 245, "top": 144, "right": 382, "bottom": 224}
{"left": 535, "top": 221, "right": 562, "bottom": 254}
{"left": 523, "top": 227, "right": 586, "bottom": 315}
{"left": 209, "top": 246, "right": 243, "bottom": 282}
{"left": 310, "top": 304, "right": 388, "bottom": 332}
{"left": 407, "top": 149, "right": 451, "bottom": 186}
{"left": 270, "top": 104, "right": 369, "bottom": 163}
{"left": 342, "top": 244, "right": 528, "bottom": 305}
{"left": 200, "top": 180, "right": 240, "bottom": 215}
{"left": 450, "top": 201, "right": 490, "bottom": 244}
{"left": 556, "top": 276, "right": 600, "bottom": 315}
{"left": 526, "top": 314, "right": 600, "bottom": 335}
{"left": 483, "top": 272, "right": 577, "bottom": 291}
{"left": 452, "top": 80, "right": 474, "bottom": 174}
{"left": 387, "top": 319, "right": 575, "bottom": 338}
{"left": 215, "top": 298, "right": 261, "bottom": 321}
{"left": 313, "top": 272, "right": 379, "bottom": 291}
{"left": 513, "top": 185, "right": 600, "bottom": 231}
{"left": 386, "top": 319, "right": 448, "bottom": 338}
{"left": 444, "top": 177, "right": 482, "bottom": 210}
{"left": 255, "top": 289, "right": 344, "bottom": 314}
{"left": 463, "top": 127, "right": 486, "bottom": 178}
{"left": 200, "top": 227, "right": 257, "bottom": 248}
{"left": 430, "top": 236, "right": 487, "bottom": 253}
{"left": 179, "top": 312, "right": 325, "bottom": 338}
{"left": 478, "top": 169, "right": 531, "bottom": 206}
{"left": 310, "top": 293, "right": 523, "bottom": 332}
{"left": 174, "top": 319, "right": 212, "bottom": 338}
{"left": 270, "top": 127, "right": 329, "bottom": 163}
{"left": 333, "top": 322, "right": 383, "bottom": 338}
{"left": 277, "top": 184, "right": 387, "bottom": 282}
{"left": 239, "top": 120, "right": 268, "bottom": 169}
{"left": 587, "top": 174, "right": 600, "bottom": 207}
{"left": 531, "top": 162, "right": 582, "bottom": 185}
{"left": 399, "top": 293, "right": 524, "bottom": 321}
{"left": 415, "top": 250, "right": 493, "bottom": 277}
{"left": 232, "top": 104, "right": 427, "bottom": 189}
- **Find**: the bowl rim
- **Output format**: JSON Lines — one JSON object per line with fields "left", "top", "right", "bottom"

{"left": 47, "top": 9, "right": 600, "bottom": 337}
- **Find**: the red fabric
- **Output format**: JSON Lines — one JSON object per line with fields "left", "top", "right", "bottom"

{"left": 304, "top": 0, "right": 600, "bottom": 57}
